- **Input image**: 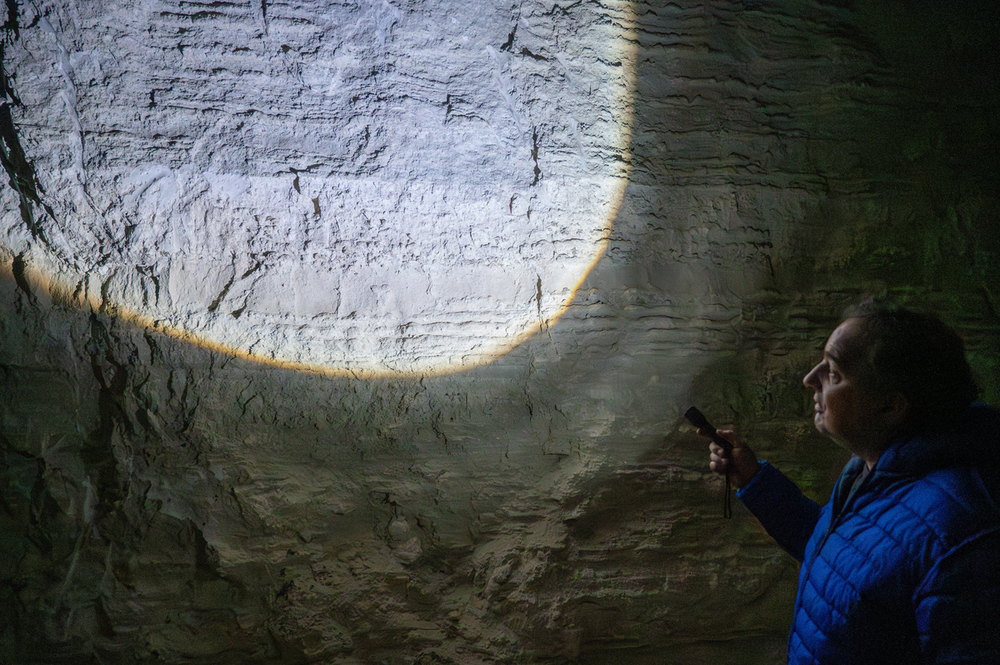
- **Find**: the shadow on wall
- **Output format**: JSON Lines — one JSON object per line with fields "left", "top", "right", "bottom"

{"left": 2, "top": 1, "right": 1000, "bottom": 664}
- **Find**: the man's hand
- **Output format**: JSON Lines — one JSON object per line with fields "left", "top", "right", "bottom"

{"left": 702, "top": 428, "right": 760, "bottom": 490}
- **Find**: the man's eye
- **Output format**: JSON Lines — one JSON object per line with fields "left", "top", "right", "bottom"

{"left": 829, "top": 371, "right": 840, "bottom": 383}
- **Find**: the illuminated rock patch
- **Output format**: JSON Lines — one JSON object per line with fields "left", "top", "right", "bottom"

{"left": 1, "top": 0, "right": 636, "bottom": 374}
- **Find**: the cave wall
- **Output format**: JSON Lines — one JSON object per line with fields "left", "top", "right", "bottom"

{"left": 1, "top": 1, "right": 999, "bottom": 664}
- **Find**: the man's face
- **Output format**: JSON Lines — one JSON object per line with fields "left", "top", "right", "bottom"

{"left": 802, "top": 318, "right": 886, "bottom": 453}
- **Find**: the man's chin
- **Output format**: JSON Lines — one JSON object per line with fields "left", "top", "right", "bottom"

{"left": 814, "top": 417, "right": 847, "bottom": 447}
{"left": 814, "top": 413, "right": 825, "bottom": 432}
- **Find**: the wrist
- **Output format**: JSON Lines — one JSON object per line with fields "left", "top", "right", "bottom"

{"left": 733, "top": 462, "right": 760, "bottom": 490}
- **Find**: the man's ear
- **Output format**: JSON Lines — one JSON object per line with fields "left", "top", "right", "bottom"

{"left": 881, "top": 392, "right": 910, "bottom": 428}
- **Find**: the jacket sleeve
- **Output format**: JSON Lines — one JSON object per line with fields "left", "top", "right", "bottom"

{"left": 735, "top": 461, "right": 821, "bottom": 563}
{"left": 913, "top": 529, "right": 1000, "bottom": 664}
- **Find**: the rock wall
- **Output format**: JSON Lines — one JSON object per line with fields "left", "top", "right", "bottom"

{"left": 1, "top": 1, "right": 998, "bottom": 664}
{"left": 0, "top": 0, "right": 638, "bottom": 375}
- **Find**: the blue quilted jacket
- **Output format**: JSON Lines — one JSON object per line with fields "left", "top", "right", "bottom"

{"left": 737, "top": 403, "right": 1000, "bottom": 664}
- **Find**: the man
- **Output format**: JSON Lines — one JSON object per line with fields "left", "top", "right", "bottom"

{"left": 704, "top": 304, "right": 1000, "bottom": 664}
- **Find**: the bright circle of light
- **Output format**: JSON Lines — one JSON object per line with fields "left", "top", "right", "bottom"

{"left": 0, "top": 1, "right": 637, "bottom": 377}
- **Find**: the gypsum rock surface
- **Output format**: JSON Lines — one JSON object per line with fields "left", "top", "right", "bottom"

{"left": 0, "top": 0, "right": 635, "bottom": 375}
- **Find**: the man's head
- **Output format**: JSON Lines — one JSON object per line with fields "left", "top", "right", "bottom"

{"left": 803, "top": 303, "right": 979, "bottom": 462}
{"left": 844, "top": 302, "right": 979, "bottom": 430}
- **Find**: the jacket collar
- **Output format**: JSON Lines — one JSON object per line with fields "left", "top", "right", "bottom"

{"left": 871, "top": 403, "right": 1000, "bottom": 477}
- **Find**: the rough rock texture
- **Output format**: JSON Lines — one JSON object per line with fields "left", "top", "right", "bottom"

{"left": 1, "top": 0, "right": 636, "bottom": 374}
{"left": 1, "top": 1, "right": 999, "bottom": 664}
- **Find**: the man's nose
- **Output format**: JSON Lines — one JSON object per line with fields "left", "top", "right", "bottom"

{"left": 803, "top": 364, "right": 820, "bottom": 389}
